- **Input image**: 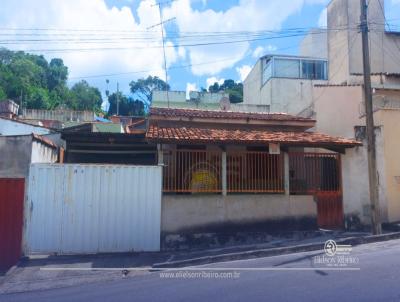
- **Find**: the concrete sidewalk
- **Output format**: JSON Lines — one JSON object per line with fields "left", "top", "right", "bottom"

{"left": 1, "top": 230, "right": 398, "bottom": 294}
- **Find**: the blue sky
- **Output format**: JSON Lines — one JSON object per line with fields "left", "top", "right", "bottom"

{"left": 1, "top": 0, "right": 399, "bottom": 99}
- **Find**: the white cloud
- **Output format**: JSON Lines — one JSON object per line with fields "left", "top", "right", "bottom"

{"left": 318, "top": 8, "right": 327, "bottom": 28}
{"left": 164, "top": 0, "right": 326, "bottom": 76}
{"left": 0, "top": 0, "right": 180, "bottom": 93}
{"left": 206, "top": 77, "right": 225, "bottom": 89}
{"left": 186, "top": 82, "right": 198, "bottom": 99}
{"left": 252, "top": 45, "right": 277, "bottom": 58}
{"left": 236, "top": 65, "right": 252, "bottom": 82}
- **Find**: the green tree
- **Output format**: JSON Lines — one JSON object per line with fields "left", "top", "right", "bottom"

{"left": 70, "top": 80, "right": 103, "bottom": 111}
{"left": 107, "top": 92, "right": 145, "bottom": 116}
{"left": 129, "top": 76, "right": 169, "bottom": 106}
{"left": 0, "top": 47, "right": 101, "bottom": 111}
{"left": 208, "top": 79, "right": 243, "bottom": 103}
{"left": 47, "top": 58, "right": 68, "bottom": 91}
{"left": 0, "top": 86, "right": 6, "bottom": 100}
{"left": 25, "top": 87, "right": 51, "bottom": 109}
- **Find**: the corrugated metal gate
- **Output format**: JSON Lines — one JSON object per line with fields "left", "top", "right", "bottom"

{"left": 25, "top": 164, "right": 162, "bottom": 254}
{"left": 0, "top": 179, "right": 24, "bottom": 271}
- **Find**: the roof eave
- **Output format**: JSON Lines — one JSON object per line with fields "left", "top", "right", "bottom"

{"left": 146, "top": 137, "right": 361, "bottom": 148}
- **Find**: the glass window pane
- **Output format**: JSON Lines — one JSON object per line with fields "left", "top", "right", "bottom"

{"left": 301, "top": 60, "right": 327, "bottom": 80}
{"left": 262, "top": 59, "right": 272, "bottom": 84}
{"left": 274, "top": 59, "right": 300, "bottom": 78}
{"left": 302, "top": 60, "right": 314, "bottom": 79}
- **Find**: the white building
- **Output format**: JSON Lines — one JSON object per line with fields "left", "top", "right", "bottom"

{"left": 243, "top": 55, "right": 328, "bottom": 114}
{"left": 152, "top": 90, "right": 229, "bottom": 110}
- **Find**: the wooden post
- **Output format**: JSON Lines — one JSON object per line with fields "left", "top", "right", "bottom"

{"left": 360, "top": 0, "right": 382, "bottom": 234}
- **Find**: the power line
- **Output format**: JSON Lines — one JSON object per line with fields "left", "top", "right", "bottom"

{"left": 68, "top": 35, "right": 349, "bottom": 81}
{"left": 312, "top": 34, "right": 359, "bottom": 104}
{"left": 8, "top": 31, "right": 336, "bottom": 53}
{"left": 69, "top": 59, "right": 232, "bottom": 80}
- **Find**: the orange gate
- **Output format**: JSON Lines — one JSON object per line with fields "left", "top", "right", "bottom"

{"left": 0, "top": 179, "right": 24, "bottom": 272}
{"left": 289, "top": 152, "right": 344, "bottom": 229}
{"left": 316, "top": 192, "right": 344, "bottom": 229}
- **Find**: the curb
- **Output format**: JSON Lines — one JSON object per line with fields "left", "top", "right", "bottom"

{"left": 153, "top": 231, "right": 400, "bottom": 269}
{"left": 0, "top": 260, "right": 23, "bottom": 287}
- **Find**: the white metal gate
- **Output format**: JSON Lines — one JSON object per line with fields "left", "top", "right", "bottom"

{"left": 25, "top": 164, "right": 162, "bottom": 254}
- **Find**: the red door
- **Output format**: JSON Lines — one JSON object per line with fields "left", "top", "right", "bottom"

{"left": 0, "top": 179, "right": 24, "bottom": 272}
{"left": 316, "top": 192, "right": 344, "bottom": 229}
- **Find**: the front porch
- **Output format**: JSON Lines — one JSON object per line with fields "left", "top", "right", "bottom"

{"left": 158, "top": 145, "right": 343, "bottom": 234}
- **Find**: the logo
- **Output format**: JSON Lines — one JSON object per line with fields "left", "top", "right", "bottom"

{"left": 324, "top": 240, "right": 337, "bottom": 256}
{"left": 314, "top": 240, "right": 359, "bottom": 267}
{"left": 324, "top": 240, "right": 352, "bottom": 256}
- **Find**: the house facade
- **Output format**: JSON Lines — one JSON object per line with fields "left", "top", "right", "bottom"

{"left": 146, "top": 107, "right": 359, "bottom": 234}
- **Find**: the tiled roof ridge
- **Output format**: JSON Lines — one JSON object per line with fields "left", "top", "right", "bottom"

{"left": 150, "top": 107, "right": 314, "bottom": 122}
{"left": 152, "top": 106, "right": 291, "bottom": 116}
{"left": 146, "top": 124, "right": 361, "bottom": 146}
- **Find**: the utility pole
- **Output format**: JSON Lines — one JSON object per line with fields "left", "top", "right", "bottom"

{"left": 116, "top": 82, "right": 120, "bottom": 116}
{"left": 148, "top": 1, "right": 176, "bottom": 108}
{"left": 360, "top": 0, "right": 382, "bottom": 235}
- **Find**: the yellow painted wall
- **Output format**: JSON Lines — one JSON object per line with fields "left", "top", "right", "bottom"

{"left": 375, "top": 109, "right": 400, "bottom": 222}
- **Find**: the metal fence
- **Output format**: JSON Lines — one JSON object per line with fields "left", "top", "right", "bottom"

{"left": 162, "top": 149, "right": 284, "bottom": 194}
{"left": 163, "top": 150, "right": 222, "bottom": 193}
{"left": 227, "top": 151, "right": 284, "bottom": 193}
{"left": 289, "top": 152, "right": 341, "bottom": 194}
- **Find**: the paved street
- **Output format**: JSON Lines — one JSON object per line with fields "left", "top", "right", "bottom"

{"left": 2, "top": 239, "right": 400, "bottom": 302}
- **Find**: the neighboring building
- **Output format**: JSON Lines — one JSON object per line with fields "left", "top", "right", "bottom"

{"left": 152, "top": 90, "right": 229, "bottom": 110}
{"left": 299, "top": 28, "right": 328, "bottom": 59}
{"left": 146, "top": 107, "right": 359, "bottom": 234}
{"left": 0, "top": 134, "right": 58, "bottom": 178}
{"left": 313, "top": 84, "right": 400, "bottom": 226}
{"left": 298, "top": 0, "right": 400, "bottom": 226}
{"left": 0, "top": 117, "right": 53, "bottom": 136}
{"left": 61, "top": 122, "right": 156, "bottom": 164}
{"left": 21, "top": 108, "right": 95, "bottom": 123}
{"left": 18, "top": 108, "right": 96, "bottom": 130}
{"left": 243, "top": 55, "right": 328, "bottom": 115}
{"left": 326, "top": 0, "right": 400, "bottom": 85}
{"left": 0, "top": 100, "right": 19, "bottom": 119}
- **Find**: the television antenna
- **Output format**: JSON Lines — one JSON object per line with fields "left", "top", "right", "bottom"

{"left": 147, "top": 0, "right": 177, "bottom": 108}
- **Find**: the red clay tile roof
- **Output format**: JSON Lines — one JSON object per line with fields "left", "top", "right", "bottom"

{"left": 150, "top": 107, "right": 314, "bottom": 122}
{"left": 146, "top": 125, "right": 361, "bottom": 147}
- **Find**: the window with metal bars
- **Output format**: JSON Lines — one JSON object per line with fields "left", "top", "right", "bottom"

{"left": 162, "top": 149, "right": 284, "bottom": 194}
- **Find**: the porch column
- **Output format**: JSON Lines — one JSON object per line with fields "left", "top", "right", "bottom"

{"left": 157, "top": 144, "right": 163, "bottom": 165}
{"left": 284, "top": 152, "right": 290, "bottom": 196}
{"left": 222, "top": 151, "right": 227, "bottom": 196}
